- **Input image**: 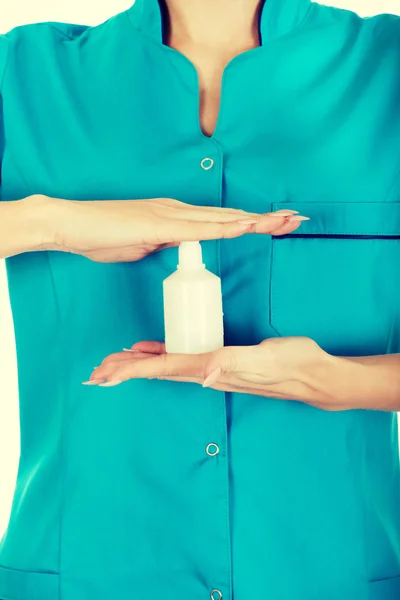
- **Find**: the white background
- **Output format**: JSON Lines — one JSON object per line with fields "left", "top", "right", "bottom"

{"left": 1, "top": 0, "right": 399, "bottom": 537}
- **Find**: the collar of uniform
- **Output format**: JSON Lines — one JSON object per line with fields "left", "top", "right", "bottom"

{"left": 128, "top": 0, "right": 312, "bottom": 45}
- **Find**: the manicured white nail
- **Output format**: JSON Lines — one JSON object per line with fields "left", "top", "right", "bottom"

{"left": 269, "top": 211, "right": 299, "bottom": 218}
{"left": 123, "top": 348, "right": 138, "bottom": 352}
{"left": 98, "top": 380, "right": 122, "bottom": 387}
{"left": 82, "top": 378, "right": 104, "bottom": 386}
{"left": 289, "top": 216, "right": 310, "bottom": 222}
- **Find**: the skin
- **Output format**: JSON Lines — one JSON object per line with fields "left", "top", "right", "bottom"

{"left": 0, "top": 197, "right": 305, "bottom": 261}
{"left": 165, "top": 0, "right": 264, "bottom": 136}
{"left": 85, "top": 341, "right": 400, "bottom": 412}
{"left": 84, "top": 0, "right": 400, "bottom": 411}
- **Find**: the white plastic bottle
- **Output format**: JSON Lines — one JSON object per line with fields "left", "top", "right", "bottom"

{"left": 163, "top": 241, "right": 224, "bottom": 354}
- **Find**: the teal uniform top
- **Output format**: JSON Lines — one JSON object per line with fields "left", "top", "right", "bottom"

{"left": 1, "top": 1, "right": 400, "bottom": 599}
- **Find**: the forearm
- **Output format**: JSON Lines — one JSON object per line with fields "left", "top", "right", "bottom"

{"left": 303, "top": 352, "right": 400, "bottom": 411}
{"left": 342, "top": 354, "right": 400, "bottom": 410}
{"left": 0, "top": 194, "right": 58, "bottom": 258}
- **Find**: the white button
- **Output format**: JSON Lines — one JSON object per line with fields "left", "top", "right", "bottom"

{"left": 206, "top": 443, "right": 219, "bottom": 456}
{"left": 201, "top": 157, "right": 214, "bottom": 170}
{"left": 210, "top": 590, "right": 222, "bottom": 600}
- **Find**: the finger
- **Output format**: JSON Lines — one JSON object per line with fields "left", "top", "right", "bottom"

{"left": 158, "top": 375, "right": 204, "bottom": 383}
{"left": 159, "top": 200, "right": 299, "bottom": 223}
{"left": 158, "top": 374, "right": 261, "bottom": 395}
{"left": 126, "top": 341, "right": 166, "bottom": 354}
{"left": 163, "top": 213, "right": 309, "bottom": 243}
{"left": 226, "top": 213, "right": 310, "bottom": 236}
{"left": 203, "top": 345, "right": 260, "bottom": 385}
{"left": 99, "top": 350, "right": 160, "bottom": 367}
{"left": 270, "top": 216, "right": 310, "bottom": 236}
{"left": 161, "top": 219, "right": 259, "bottom": 242}
{"left": 82, "top": 352, "right": 160, "bottom": 382}
{"left": 91, "top": 352, "right": 208, "bottom": 384}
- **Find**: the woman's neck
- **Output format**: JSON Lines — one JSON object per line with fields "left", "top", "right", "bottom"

{"left": 164, "top": 0, "right": 264, "bottom": 49}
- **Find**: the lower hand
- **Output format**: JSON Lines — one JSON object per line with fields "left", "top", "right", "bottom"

{"left": 42, "top": 195, "right": 308, "bottom": 263}
{"left": 84, "top": 336, "right": 347, "bottom": 411}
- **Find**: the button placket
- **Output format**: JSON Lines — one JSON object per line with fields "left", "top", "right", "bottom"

{"left": 196, "top": 141, "right": 229, "bottom": 600}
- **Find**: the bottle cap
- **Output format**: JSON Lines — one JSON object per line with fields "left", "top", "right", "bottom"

{"left": 178, "top": 241, "right": 205, "bottom": 269}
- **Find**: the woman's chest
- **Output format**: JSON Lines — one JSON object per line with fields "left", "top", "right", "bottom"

{"left": 3, "top": 38, "right": 400, "bottom": 208}
{"left": 4, "top": 39, "right": 400, "bottom": 358}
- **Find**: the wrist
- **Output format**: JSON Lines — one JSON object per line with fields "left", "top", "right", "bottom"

{"left": 299, "top": 349, "right": 360, "bottom": 409}
{"left": 21, "top": 194, "right": 70, "bottom": 251}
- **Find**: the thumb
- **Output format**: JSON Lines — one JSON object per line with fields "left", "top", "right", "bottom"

{"left": 202, "top": 346, "right": 253, "bottom": 388}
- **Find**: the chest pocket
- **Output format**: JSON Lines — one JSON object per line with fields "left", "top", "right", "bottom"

{"left": 269, "top": 202, "right": 400, "bottom": 356}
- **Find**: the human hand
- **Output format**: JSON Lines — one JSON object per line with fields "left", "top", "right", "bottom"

{"left": 84, "top": 337, "right": 347, "bottom": 410}
{"left": 43, "top": 195, "right": 308, "bottom": 262}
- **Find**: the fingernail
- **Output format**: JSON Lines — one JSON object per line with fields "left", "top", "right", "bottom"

{"left": 237, "top": 219, "right": 259, "bottom": 225}
{"left": 123, "top": 348, "right": 138, "bottom": 352}
{"left": 82, "top": 378, "right": 105, "bottom": 385}
{"left": 202, "top": 367, "right": 222, "bottom": 388}
{"left": 98, "top": 380, "right": 122, "bottom": 387}
{"left": 288, "top": 215, "right": 310, "bottom": 222}
{"left": 269, "top": 211, "right": 299, "bottom": 218}
{"left": 275, "top": 209, "right": 299, "bottom": 214}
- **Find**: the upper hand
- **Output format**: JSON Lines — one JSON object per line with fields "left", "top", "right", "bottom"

{"left": 84, "top": 336, "right": 345, "bottom": 411}
{"left": 45, "top": 195, "right": 308, "bottom": 263}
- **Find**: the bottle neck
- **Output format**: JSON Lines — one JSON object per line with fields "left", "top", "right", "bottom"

{"left": 177, "top": 263, "right": 205, "bottom": 270}
{"left": 178, "top": 241, "right": 205, "bottom": 270}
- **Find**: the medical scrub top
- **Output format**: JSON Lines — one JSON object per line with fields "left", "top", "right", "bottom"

{"left": 1, "top": 0, "right": 400, "bottom": 598}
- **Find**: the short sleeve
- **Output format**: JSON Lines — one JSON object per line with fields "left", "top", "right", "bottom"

{"left": 0, "top": 34, "right": 10, "bottom": 200}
